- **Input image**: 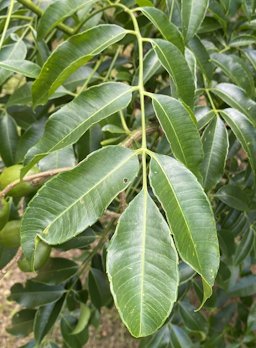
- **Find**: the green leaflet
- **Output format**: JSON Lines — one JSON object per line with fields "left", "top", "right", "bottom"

{"left": 0, "top": 60, "right": 40, "bottom": 78}
{"left": 37, "top": 0, "right": 94, "bottom": 40}
{"left": 151, "top": 93, "right": 203, "bottom": 178}
{"left": 133, "top": 48, "right": 162, "bottom": 85}
{"left": 181, "top": 0, "right": 210, "bottom": 41}
{"left": 149, "top": 153, "right": 219, "bottom": 307}
{"left": 211, "top": 83, "right": 256, "bottom": 126}
{"left": 220, "top": 108, "right": 256, "bottom": 176}
{"left": 107, "top": 190, "right": 178, "bottom": 337}
{"left": 201, "top": 117, "right": 229, "bottom": 191}
{"left": 139, "top": 7, "right": 184, "bottom": 52}
{"left": 151, "top": 39, "right": 195, "bottom": 108}
{"left": 188, "top": 36, "right": 214, "bottom": 82}
{"left": 211, "top": 53, "right": 254, "bottom": 97}
{"left": 0, "top": 41, "right": 27, "bottom": 85}
{"left": 21, "top": 146, "right": 139, "bottom": 266}
{"left": 25, "top": 82, "right": 133, "bottom": 170}
{"left": 32, "top": 25, "right": 127, "bottom": 107}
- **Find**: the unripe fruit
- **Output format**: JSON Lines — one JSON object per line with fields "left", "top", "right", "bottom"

{"left": 0, "top": 220, "right": 21, "bottom": 248}
{"left": 18, "top": 240, "right": 51, "bottom": 272}
{"left": 0, "top": 164, "right": 40, "bottom": 197}
{"left": 0, "top": 197, "right": 10, "bottom": 230}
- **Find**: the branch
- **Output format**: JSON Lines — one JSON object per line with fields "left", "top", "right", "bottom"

{"left": 0, "top": 247, "right": 22, "bottom": 281}
{"left": 17, "top": 0, "right": 74, "bottom": 35}
{"left": 0, "top": 167, "right": 72, "bottom": 199}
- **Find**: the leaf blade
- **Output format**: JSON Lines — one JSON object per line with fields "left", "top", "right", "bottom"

{"left": 25, "top": 82, "right": 133, "bottom": 169}
{"left": 21, "top": 146, "right": 139, "bottom": 264}
{"left": 107, "top": 190, "right": 178, "bottom": 337}
{"left": 201, "top": 117, "right": 229, "bottom": 191}
{"left": 149, "top": 153, "right": 219, "bottom": 306}
{"left": 181, "top": 0, "right": 209, "bottom": 41}
{"left": 151, "top": 93, "right": 203, "bottom": 177}
{"left": 151, "top": 39, "right": 195, "bottom": 108}
{"left": 32, "top": 25, "right": 127, "bottom": 106}
{"left": 220, "top": 108, "right": 256, "bottom": 176}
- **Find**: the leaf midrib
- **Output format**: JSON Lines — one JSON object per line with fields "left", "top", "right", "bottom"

{"left": 151, "top": 155, "right": 205, "bottom": 283}
{"left": 152, "top": 97, "right": 188, "bottom": 167}
{"left": 47, "top": 84, "right": 132, "bottom": 153}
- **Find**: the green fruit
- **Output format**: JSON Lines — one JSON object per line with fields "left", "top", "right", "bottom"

{"left": 0, "top": 164, "right": 40, "bottom": 197}
{"left": 0, "top": 198, "right": 10, "bottom": 230}
{"left": 18, "top": 239, "right": 51, "bottom": 272}
{"left": 0, "top": 220, "right": 21, "bottom": 248}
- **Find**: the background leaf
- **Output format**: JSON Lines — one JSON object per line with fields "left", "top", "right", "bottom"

{"left": 201, "top": 117, "right": 228, "bottom": 191}
{"left": 181, "top": 0, "right": 209, "bottom": 41}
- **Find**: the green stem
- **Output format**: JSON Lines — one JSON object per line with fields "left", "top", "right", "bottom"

{"left": 104, "top": 45, "right": 122, "bottom": 81}
{"left": 17, "top": 0, "right": 74, "bottom": 35}
{"left": 0, "top": 0, "right": 15, "bottom": 49}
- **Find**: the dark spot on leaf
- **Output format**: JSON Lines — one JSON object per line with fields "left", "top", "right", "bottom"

{"left": 123, "top": 178, "right": 128, "bottom": 184}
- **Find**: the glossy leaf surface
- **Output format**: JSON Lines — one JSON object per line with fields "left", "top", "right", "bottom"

{"left": 26, "top": 82, "right": 133, "bottom": 168}
{"left": 151, "top": 93, "right": 203, "bottom": 177}
{"left": 149, "top": 153, "right": 219, "bottom": 306}
{"left": 32, "top": 25, "right": 127, "bottom": 106}
{"left": 21, "top": 147, "right": 139, "bottom": 264}
{"left": 107, "top": 190, "right": 178, "bottom": 337}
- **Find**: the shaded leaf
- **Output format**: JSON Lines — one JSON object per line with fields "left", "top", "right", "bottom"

{"left": 37, "top": 0, "right": 93, "bottom": 40}
{"left": 228, "top": 275, "right": 256, "bottom": 297}
{"left": 89, "top": 268, "right": 112, "bottom": 309}
{"left": 211, "top": 53, "right": 254, "bottom": 97}
{"left": 212, "top": 83, "right": 256, "bottom": 126}
{"left": 34, "top": 297, "right": 65, "bottom": 343}
{"left": 34, "top": 258, "right": 79, "bottom": 285}
{"left": 9, "top": 280, "right": 65, "bottom": 308}
{"left": 201, "top": 117, "right": 228, "bottom": 191}
{"left": 7, "top": 309, "right": 36, "bottom": 337}
{"left": 107, "top": 190, "right": 179, "bottom": 337}
{"left": 181, "top": 0, "right": 209, "bottom": 41}
{"left": 61, "top": 315, "right": 89, "bottom": 348}
{"left": 220, "top": 108, "right": 256, "bottom": 176}
{"left": 215, "top": 185, "right": 250, "bottom": 211}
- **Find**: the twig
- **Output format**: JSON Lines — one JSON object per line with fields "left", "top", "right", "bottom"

{"left": 0, "top": 167, "right": 73, "bottom": 199}
{"left": 122, "top": 124, "right": 159, "bottom": 147}
{"left": 119, "top": 191, "right": 127, "bottom": 212}
{"left": 0, "top": 247, "right": 22, "bottom": 281}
